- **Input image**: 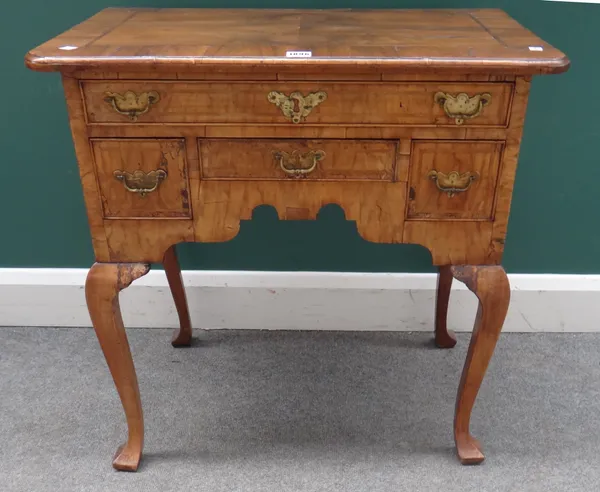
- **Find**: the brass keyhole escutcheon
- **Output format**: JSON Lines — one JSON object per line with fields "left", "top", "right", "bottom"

{"left": 267, "top": 91, "right": 327, "bottom": 124}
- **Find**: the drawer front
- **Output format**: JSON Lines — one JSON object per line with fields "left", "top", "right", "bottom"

{"left": 82, "top": 81, "right": 513, "bottom": 127}
{"left": 407, "top": 141, "right": 504, "bottom": 220}
{"left": 91, "top": 139, "right": 191, "bottom": 218}
{"left": 199, "top": 139, "right": 397, "bottom": 181}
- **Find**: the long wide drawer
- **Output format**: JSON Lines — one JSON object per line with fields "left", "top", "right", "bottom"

{"left": 82, "top": 81, "right": 513, "bottom": 127}
{"left": 199, "top": 139, "right": 397, "bottom": 181}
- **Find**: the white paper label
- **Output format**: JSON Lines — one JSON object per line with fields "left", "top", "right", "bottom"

{"left": 529, "top": 46, "right": 544, "bottom": 51}
{"left": 286, "top": 51, "right": 312, "bottom": 58}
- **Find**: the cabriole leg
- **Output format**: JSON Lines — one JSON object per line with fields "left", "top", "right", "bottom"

{"left": 163, "top": 245, "right": 193, "bottom": 347}
{"left": 451, "top": 265, "right": 510, "bottom": 465}
{"left": 434, "top": 265, "right": 457, "bottom": 348}
{"left": 85, "top": 262, "right": 150, "bottom": 471}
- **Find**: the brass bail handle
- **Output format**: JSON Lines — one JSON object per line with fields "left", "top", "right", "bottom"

{"left": 273, "top": 150, "right": 326, "bottom": 178}
{"left": 104, "top": 90, "right": 160, "bottom": 121}
{"left": 434, "top": 92, "right": 492, "bottom": 125}
{"left": 113, "top": 169, "right": 167, "bottom": 197}
{"left": 428, "top": 170, "right": 479, "bottom": 197}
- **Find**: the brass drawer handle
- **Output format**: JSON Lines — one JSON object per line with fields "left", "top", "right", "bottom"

{"left": 434, "top": 92, "right": 491, "bottom": 125}
{"left": 267, "top": 91, "right": 327, "bottom": 124}
{"left": 428, "top": 170, "right": 479, "bottom": 197}
{"left": 104, "top": 90, "right": 160, "bottom": 121}
{"left": 273, "top": 150, "right": 325, "bottom": 178}
{"left": 113, "top": 169, "right": 167, "bottom": 197}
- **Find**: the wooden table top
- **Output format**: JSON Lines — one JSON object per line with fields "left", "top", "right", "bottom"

{"left": 26, "top": 8, "right": 569, "bottom": 75}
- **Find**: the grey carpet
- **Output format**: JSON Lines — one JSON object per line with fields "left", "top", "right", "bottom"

{"left": 0, "top": 328, "right": 599, "bottom": 492}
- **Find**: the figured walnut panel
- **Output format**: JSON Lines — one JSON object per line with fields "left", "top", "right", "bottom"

{"left": 403, "top": 221, "right": 496, "bottom": 265}
{"left": 407, "top": 141, "right": 504, "bottom": 220}
{"left": 199, "top": 139, "right": 397, "bottom": 181}
{"left": 81, "top": 81, "right": 512, "bottom": 127}
{"left": 91, "top": 139, "right": 191, "bottom": 218}
{"left": 192, "top": 181, "right": 407, "bottom": 244}
{"left": 103, "top": 219, "right": 194, "bottom": 263}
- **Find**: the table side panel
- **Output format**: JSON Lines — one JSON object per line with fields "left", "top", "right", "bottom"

{"left": 490, "top": 77, "right": 532, "bottom": 257}
{"left": 61, "top": 75, "right": 110, "bottom": 259}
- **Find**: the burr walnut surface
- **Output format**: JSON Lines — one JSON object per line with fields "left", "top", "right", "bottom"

{"left": 26, "top": 8, "right": 569, "bottom": 75}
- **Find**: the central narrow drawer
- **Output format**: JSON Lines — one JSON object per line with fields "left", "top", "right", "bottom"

{"left": 199, "top": 139, "right": 397, "bottom": 181}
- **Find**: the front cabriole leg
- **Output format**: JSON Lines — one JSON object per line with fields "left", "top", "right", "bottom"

{"left": 450, "top": 265, "right": 510, "bottom": 465}
{"left": 85, "top": 262, "right": 150, "bottom": 471}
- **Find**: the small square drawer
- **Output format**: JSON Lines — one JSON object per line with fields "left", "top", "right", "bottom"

{"left": 91, "top": 139, "right": 191, "bottom": 218}
{"left": 407, "top": 140, "right": 504, "bottom": 220}
{"left": 199, "top": 139, "right": 397, "bottom": 181}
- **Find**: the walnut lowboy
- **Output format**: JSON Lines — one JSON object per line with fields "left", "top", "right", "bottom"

{"left": 26, "top": 7, "right": 569, "bottom": 472}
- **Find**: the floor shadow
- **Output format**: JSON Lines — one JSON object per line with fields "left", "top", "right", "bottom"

{"left": 137, "top": 329, "right": 466, "bottom": 465}
{"left": 181, "top": 330, "right": 460, "bottom": 351}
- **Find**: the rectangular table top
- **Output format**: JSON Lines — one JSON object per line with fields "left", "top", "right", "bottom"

{"left": 26, "top": 8, "right": 569, "bottom": 75}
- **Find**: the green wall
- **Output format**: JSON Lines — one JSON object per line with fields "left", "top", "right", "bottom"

{"left": 2, "top": 1, "right": 597, "bottom": 273}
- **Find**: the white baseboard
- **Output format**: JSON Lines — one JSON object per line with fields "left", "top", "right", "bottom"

{"left": 1, "top": 268, "right": 599, "bottom": 332}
